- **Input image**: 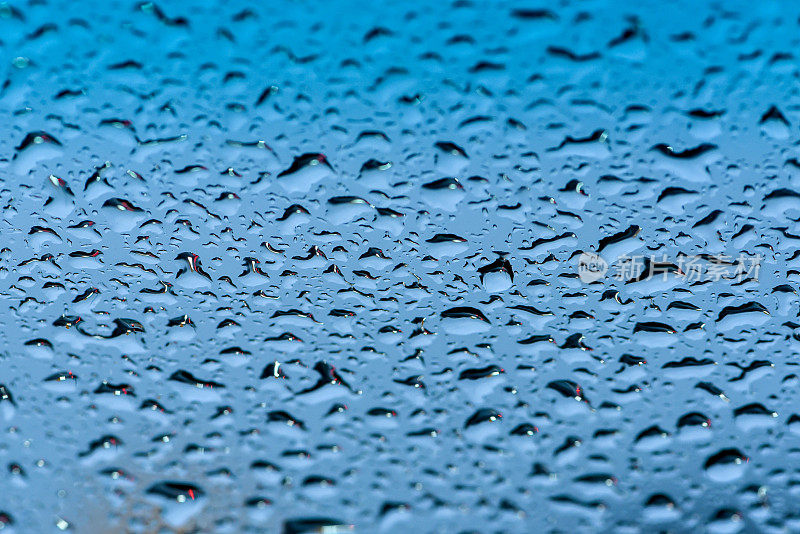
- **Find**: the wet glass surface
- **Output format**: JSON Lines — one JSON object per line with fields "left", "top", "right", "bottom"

{"left": 1, "top": 0, "right": 799, "bottom": 532}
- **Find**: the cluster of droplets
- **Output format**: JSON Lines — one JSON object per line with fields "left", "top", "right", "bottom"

{"left": 2, "top": 0, "right": 800, "bottom": 532}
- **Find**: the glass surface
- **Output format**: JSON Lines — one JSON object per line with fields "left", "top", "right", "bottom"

{"left": 0, "top": 0, "right": 797, "bottom": 531}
